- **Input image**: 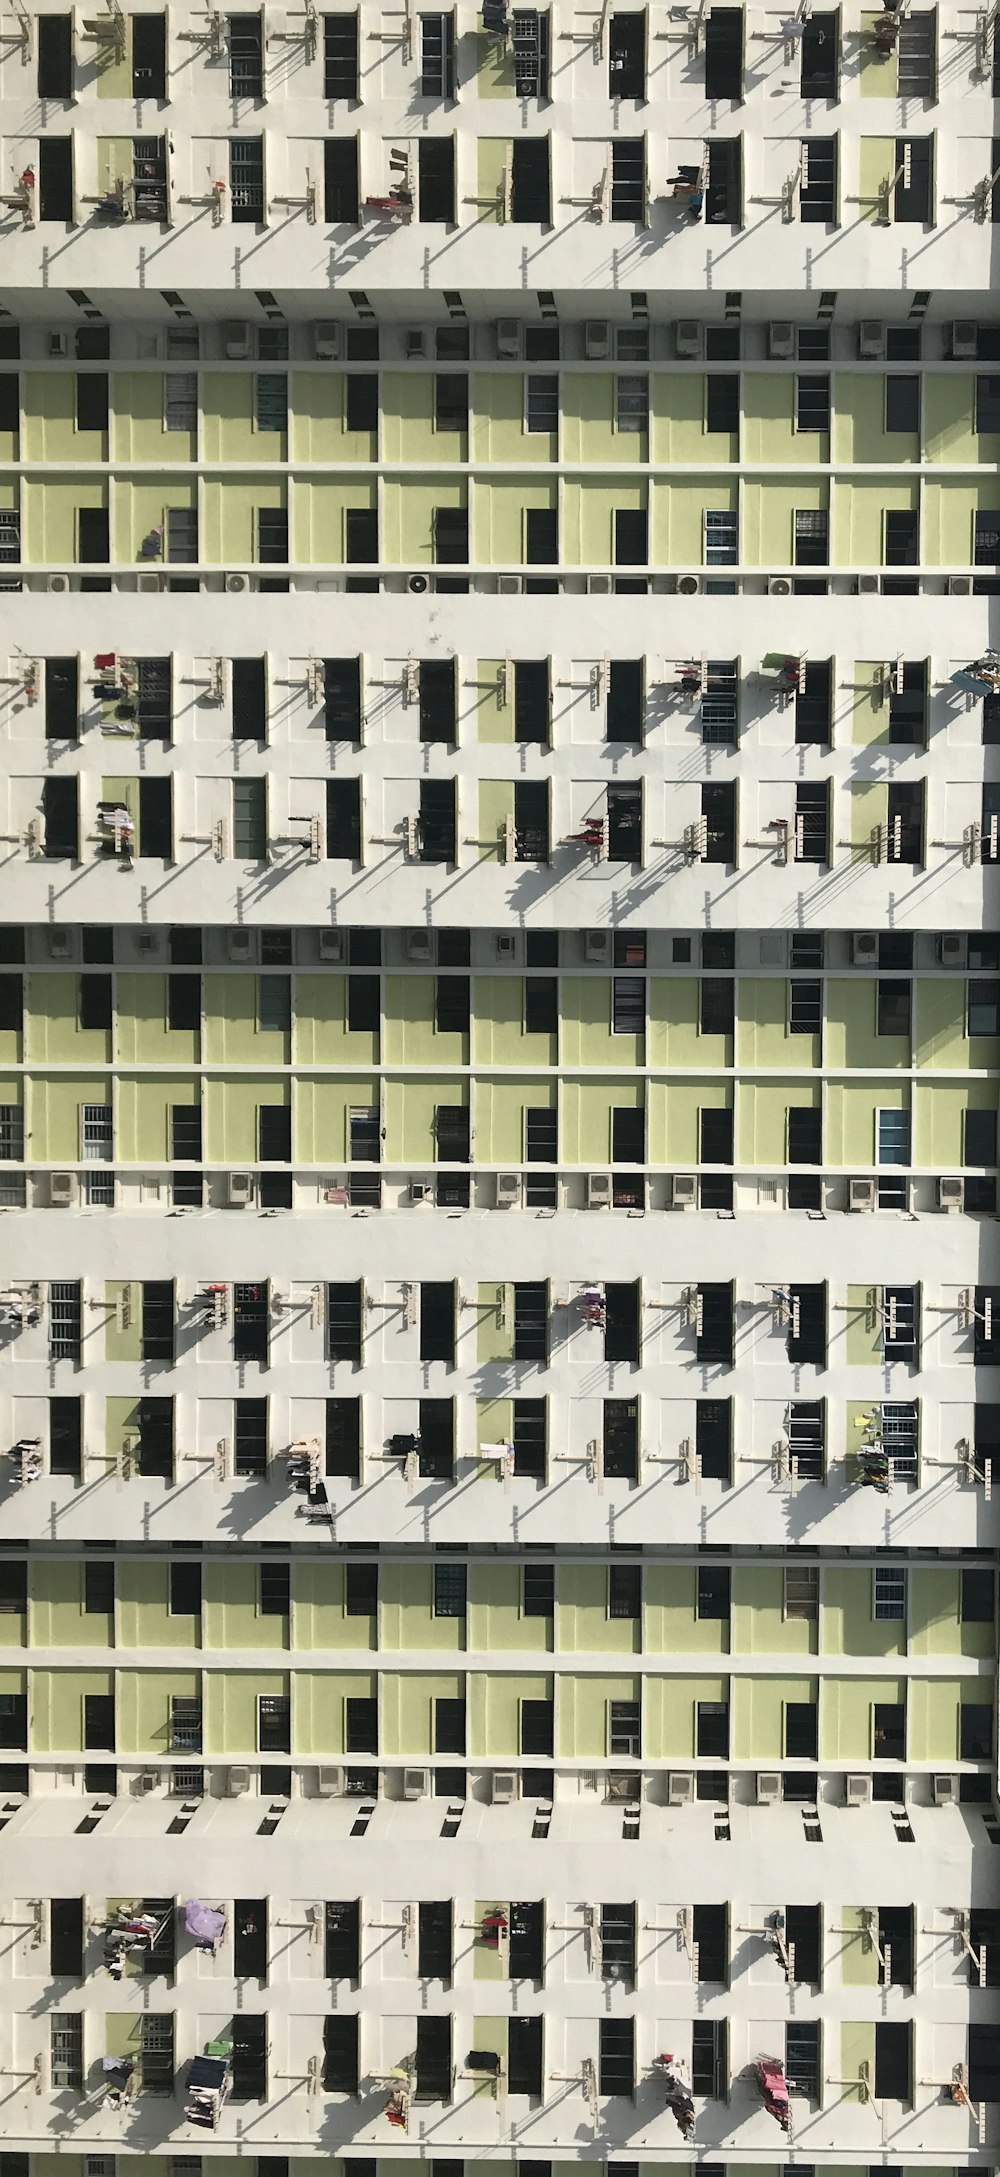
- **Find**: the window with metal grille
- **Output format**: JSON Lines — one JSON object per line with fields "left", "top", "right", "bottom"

{"left": 608, "top": 1564, "right": 641, "bottom": 1619}
{"left": 691, "top": 2019, "right": 727, "bottom": 2097}
{"left": 786, "top": 1404, "right": 825, "bottom": 1479}
{"left": 879, "top": 1403, "right": 918, "bottom": 1480}
{"left": 881, "top": 1284, "right": 917, "bottom": 1360}
{"left": 599, "top": 2017, "right": 635, "bottom": 2096}
{"left": 258, "top": 1694, "right": 290, "bottom": 1752}
{"left": 229, "top": 135, "right": 265, "bottom": 219}
{"left": 700, "top": 977, "right": 734, "bottom": 1037}
{"left": 141, "top": 1282, "right": 174, "bottom": 1364}
{"left": 607, "top": 783, "right": 642, "bottom": 861}
{"left": 435, "top": 1106, "right": 470, "bottom": 1162}
{"left": 233, "top": 1283, "right": 269, "bottom": 1364}
{"left": 601, "top": 1901, "right": 636, "bottom": 1982}
{"left": 512, "top": 6, "right": 550, "bottom": 92}
{"left": 257, "top": 507, "right": 288, "bottom": 563}
{"left": 49, "top": 1283, "right": 82, "bottom": 1365}
{"left": 513, "top": 780, "right": 549, "bottom": 861}
{"left": 51, "top": 2015, "right": 84, "bottom": 2090}
{"left": 170, "top": 1696, "right": 203, "bottom": 1752}
{"left": 0, "top": 508, "right": 19, "bottom": 566}
{"left": 166, "top": 506, "right": 198, "bottom": 563}
{"left": 513, "top": 1282, "right": 548, "bottom": 1360}
{"left": 612, "top": 975, "right": 645, "bottom": 1035}
{"left": 784, "top": 1566, "right": 820, "bottom": 1623}
{"left": 228, "top": 13, "right": 263, "bottom": 93}
{"left": 0, "top": 1104, "right": 23, "bottom": 1161}
{"left": 615, "top": 374, "right": 648, "bottom": 432}
{"left": 787, "top": 1283, "right": 826, "bottom": 1364}
{"left": 785, "top": 2022, "right": 819, "bottom": 2098}
{"left": 887, "top": 780, "right": 924, "bottom": 861}
{"left": 420, "top": 11, "right": 455, "bottom": 93}
{"left": 525, "top": 374, "right": 558, "bottom": 433}
{"left": 433, "top": 1563, "right": 467, "bottom": 1618}
{"left": 323, "top": 12, "right": 359, "bottom": 95}
{"left": 327, "top": 1284, "right": 363, "bottom": 1364}
{"left": 705, "top": 509, "right": 738, "bottom": 564}
{"left": 788, "top": 978, "right": 821, "bottom": 1035}
{"left": 701, "top": 658, "right": 738, "bottom": 742}
{"left": 799, "top": 136, "right": 836, "bottom": 219}
{"left": 609, "top": 1700, "right": 640, "bottom": 1757}
{"left": 794, "top": 508, "right": 829, "bottom": 566}
{"left": 874, "top": 1567, "right": 906, "bottom": 1621}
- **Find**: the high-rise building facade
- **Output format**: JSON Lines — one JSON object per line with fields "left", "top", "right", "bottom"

{"left": 0, "top": 5, "right": 998, "bottom": 2173}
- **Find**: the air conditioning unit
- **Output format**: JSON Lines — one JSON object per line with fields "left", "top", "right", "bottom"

{"left": 496, "top": 932, "right": 517, "bottom": 960}
{"left": 768, "top": 575, "right": 792, "bottom": 596}
{"left": 846, "top": 1773, "right": 873, "bottom": 1806}
{"left": 676, "top": 573, "right": 702, "bottom": 595}
{"left": 49, "top": 928, "right": 73, "bottom": 959}
{"left": 756, "top": 1771, "right": 782, "bottom": 1805}
{"left": 587, "top": 1171, "right": 613, "bottom": 1209}
{"left": 585, "top": 318, "right": 611, "bottom": 359}
{"left": 136, "top": 931, "right": 163, "bottom": 956}
{"left": 227, "top": 1170, "right": 255, "bottom": 1208}
{"left": 318, "top": 928, "right": 345, "bottom": 961}
{"left": 849, "top": 1176, "right": 876, "bottom": 1212}
{"left": 226, "top": 572, "right": 250, "bottom": 594}
{"left": 767, "top": 320, "right": 795, "bottom": 359}
{"left": 938, "top": 1175, "right": 965, "bottom": 1212}
{"left": 408, "top": 573, "right": 429, "bottom": 594}
{"left": 858, "top": 319, "right": 885, "bottom": 358}
{"left": 315, "top": 1764, "right": 345, "bottom": 1797}
{"left": 668, "top": 1770, "right": 695, "bottom": 1805}
{"left": 49, "top": 1171, "right": 78, "bottom": 1208}
{"left": 851, "top": 931, "right": 879, "bottom": 965}
{"left": 405, "top": 328, "right": 427, "bottom": 359}
{"left": 138, "top": 1770, "right": 159, "bottom": 1794}
{"left": 496, "top": 317, "right": 523, "bottom": 359}
{"left": 402, "top": 1767, "right": 429, "bottom": 1800}
{"left": 224, "top": 319, "right": 252, "bottom": 359}
{"left": 952, "top": 319, "right": 978, "bottom": 358}
{"left": 313, "top": 320, "right": 341, "bottom": 359}
{"left": 584, "top": 929, "right": 612, "bottom": 963}
{"left": 227, "top": 927, "right": 255, "bottom": 961}
{"left": 491, "top": 1769, "right": 519, "bottom": 1804}
{"left": 137, "top": 573, "right": 162, "bottom": 593}
{"left": 948, "top": 575, "right": 973, "bottom": 596}
{"left": 498, "top": 575, "right": 522, "bottom": 594}
{"left": 409, "top": 1178, "right": 433, "bottom": 1203}
{"left": 587, "top": 574, "right": 611, "bottom": 594}
{"left": 496, "top": 1172, "right": 522, "bottom": 1209}
{"left": 932, "top": 1772, "right": 958, "bottom": 1806}
{"left": 406, "top": 928, "right": 433, "bottom": 962}
{"left": 857, "top": 574, "right": 880, "bottom": 595}
{"left": 47, "top": 574, "right": 70, "bottom": 594}
{"left": 937, "top": 933, "right": 967, "bottom": 967}
{"left": 675, "top": 320, "right": 703, "bottom": 358}
{"left": 672, "top": 1172, "right": 698, "bottom": 1210}
{"left": 48, "top": 331, "right": 69, "bottom": 357}
{"left": 226, "top": 1765, "right": 252, "bottom": 1796}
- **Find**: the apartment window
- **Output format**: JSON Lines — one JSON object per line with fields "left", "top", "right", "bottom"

{"left": 419, "top": 657, "right": 457, "bottom": 743}
{"left": 969, "top": 980, "right": 1000, "bottom": 1036}
{"left": 325, "top": 1900, "right": 361, "bottom": 1983}
{"left": 609, "top": 1700, "right": 641, "bottom": 1757}
{"left": 795, "top": 784, "right": 829, "bottom": 862}
{"left": 608, "top": 1564, "right": 641, "bottom": 1620}
{"left": 612, "top": 976, "right": 645, "bottom": 1035}
{"left": 697, "top": 1700, "right": 729, "bottom": 1758}
{"left": 706, "top": 374, "right": 739, "bottom": 433}
{"left": 324, "top": 13, "right": 360, "bottom": 96}
{"left": 327, "top": 780, "right": 362, "bottom": 860}
{"left": 796, "top": 374, "right": 830, "bottom": 432}
{"left": 696, "top": 1399, "right": 731, "bottom": 1481}
{"left": 700, "top": 978, "right": 734, "bottom": 1036}
{"left": 323, "top": 658, "right": 363, "bottom": 741}
{"left": 523, "top": 1564, "right": 554, "bottom": 1617}
{"left": 84, "top": 1561, "right": 115, "bottom": 1615}
{"left": 513, "top": 781, "right": 549, "bottom": 862}
{"left": 0, "top": 1105, "right": 23, "bottom": 1162}
{"left": 513, "top": 659, "right": 550, "bottom": 744}
{"left": 255, "top": 373, "right": 287, "bottom": 433}
{"left": 795, "top": 509, "right": 829, "bottom": 567}
{"left": 526, "top": 375, "right": 558, "bottom": 433}
{"left": 233, "top": 778, "right": 267, "bottom": 859}
{"left": 38, "top": 11, "right": 73, "bottom": 93}
{"left": 520, "top": 1697, "right": 554, "bottom": 1756}
{"left": 691, "top": 2020, "right": 727, "bottom": 2098}
{"left": 616, "top": 375, "right": 648, "bottom": 432}
{"left": 51, "top": 2016, "right": 84, "bottom": 2091}
{"left": 513, "top": 1282, "right": 547, "bottom": 1361}
{"left": 707, "top": 137, "right": 742, "bottom": 224}
{"left": 696, "top": 1283, "right": 733, "bottom": 1365}
{"left": 888, "top": 660, "right": 926, "bottom": 742}
{"left": 258, "top": 1694, "right": 290, "bottom": 1753}
{"left": 606, "top": 659, "right": 643, "bottom": 743}
{"left": 132, "top": 11, "right": 167, "bottom": 91}
{"left": 141, "top": 1281, "right": 174, "bottom": 1365}
{"left": 608, "top": 783, "right": 642, "bottom": 860}
{"left": 894, "top": 136, "right": 932, "bottom": 221}
{"left": 417, "top": 137, "right": 455, "bottom": 222}
{"left": 609, "top": 9, "right": 645, "bottom": 91}
{"left": 229, "top": 136, "right": 265, "bottom": 221}
{"left": 38, "top": 138, "right": 74, "bottom": 221}
{"left": 433, "top": 1563, "right": 467, "bottom": 1618}
{"left": 525, "top": 507, "right": 558, "bottom": 587}
{"left": 885, "top": 508, "right": 918, "bottom": 565}
{"left": 702, "top": 781, "right": 736, "bottom": 863}
{"left": 0, "top": 1693, "right": 27, "bottom": 1750}
{"left": 962, "top": 1567, "right": 995, "bottom": 1622}
{"left": 167, "top": 506, "right": 198, "bottom": 563}
{"left": 598, "top": 2019, "right": 635, "bottom": 2097}
{"left": 961, "top": 1703, "right": 994, "bottom": 1759}
{"left": 257, "top": 507, "right": 288, "bottom": 564}
{"left": 76, "top": 373, "right": 108, "bottom": 432}
{"left": 705, "top": 509, "right": 738, "bottom": 565}
{"left": 885, "top": 375, "right": 920, "bottom": 433}
{"left": 324, "top": 139, "right": 360, "bottom": 221}
{"left": 260, "top": 1562, "right": 290, "bottom": 1617}
{"left": 697, "top": 1566, "right": 731, "bottom": 1620}
{"left": 322, "top": 2015, "right": 359, "bottom": 2094}
{"left": 414, "top": 2016, "right": 451, "bottom": 2100}
{"left": 420, "top": 1281, "right": 455, "bottom": 1365}
{"left": 49, "top": 1282, "right": 82, "bottom": 1364}
{"left": 43, "top": 777, "right": 79, "bottom": 859}
{"left": 45, "top": 658, "right": 79, "bottom": 739}
{"left": 701, "top": 658, "right": 738, "bottom": 744}
{"left": 705, "top": 4, "right": 743, "bottom": 94}
{"left": 228, "top": 13, "right": 264, "bottom": 94}
{"left": 345, "top": 1696, "right": 378, "bottom": 1754}
{"left": 874, "top": 2023, "right": 912, "bottom": 2104}
{"left": 789, "top": 979, "right": 821, "bottom": 1035}
{"left": 434, "top": 971, "right": 468, "bottom": 1032}
{"left": 434, "top": 373, "right": 468, "bottom": 432}
{"left": 615, "top": 507, "right": 647, "bottom": 569}
{"left": 874, "top": 1568, "right": 906, "bottom": 1622}
{"left": 785, "top": 2023, "right": 820, "bottom": 2099}
{"left": 511, "top": 138, "right": 551, "bottom": 221}
{"left": 609, "top": 138, "right": 645, "bottom": 221}
{"left": 84, "top": 1694, "right": 116, "bottom": 1750}
{"left": 420, "top": 11, "right": 455, "bottom": 94}
{"left": 801, "top": 12, "right": 837, "bottom": 92}
{"left": 434, "top": 1696, "right": 466, "bottom": 1755}
{"left": 877, "top": 981, "right": 911, "bottom": 1038}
